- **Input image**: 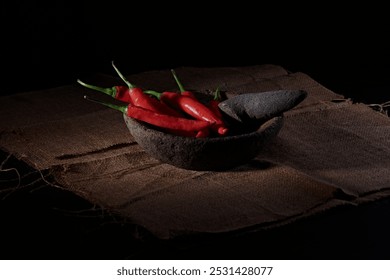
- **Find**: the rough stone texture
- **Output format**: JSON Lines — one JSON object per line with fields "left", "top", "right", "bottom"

{"left": 218, "top": 90, "right": 308, "bottom": 126}
{"left": 124, "top": 114, "right": 284, "bottom": 171}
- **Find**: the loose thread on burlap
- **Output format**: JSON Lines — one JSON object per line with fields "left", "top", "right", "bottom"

{"left": 52, "top": 203, "right": 107, "bottom": 219}
{"left": 0, "top": 155, "right": 122, "bottom": 223}
{"left": 0, "top": 152, "right": 67, "bottom": 199}
{"left": 32, "top": 169, "right": 118, "bottom": 221}
{"left": 367, "top": 101, "right": 390, "bottom": 116}
{"left": 51, "top": 199, "right": 132, "bottom": 227}
{"left": 29, "top": 168, "right": 67, "bottom": 193}
{"left": 0, "top": 153, "right": 21, "bottom": 193}
{"left": 0, "top": 171, "right": 45, "bottom": 200}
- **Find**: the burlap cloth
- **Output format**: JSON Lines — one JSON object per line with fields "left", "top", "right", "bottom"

{"left": 1, "top": 65, "right": 390, "bottom": 239}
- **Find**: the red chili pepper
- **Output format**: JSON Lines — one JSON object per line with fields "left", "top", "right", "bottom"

{"left": 144, "top": 90, "right": 229, "bottom": 136}
{"left": 84, "top": 96, "right": 211, "bottom": 138}
{"left": 111, "top": 62, "right": 184, "bottom": 117}
{"left": 170, "top": 70, "right": 229, "bottom": 136}
{"left": 77, "top": 80, "right": 132, "bottom": 103}
{"left": 208, "top": 87, "right": 223, "bottom": 119}
{"left": 171, "top": 69, "right": 195, "bottom": 98}
{"left": 207, "top": 87, "right": 228, "bottom": 135}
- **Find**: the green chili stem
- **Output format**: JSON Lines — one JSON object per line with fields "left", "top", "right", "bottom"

{"left": 77, "top": 79, "right": 116, "bottom": 98}
{"left": 84, "top": 95, "right": 127, "bottom": 114}
{"left": 171, "top": 69, "right": 186, "bottom": 93}
{"left": 143, "top": 90, "right": 162, "bottom": 99}
{"left": 111, "top": 61, "right": 135, "bottom": 89}
{"left": 214, "top": 86, "right": 221, "bottom": 101}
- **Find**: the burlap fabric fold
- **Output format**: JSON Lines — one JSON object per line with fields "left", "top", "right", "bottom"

{"left": 1, "top": 65, "right": 389, "bottom": 238}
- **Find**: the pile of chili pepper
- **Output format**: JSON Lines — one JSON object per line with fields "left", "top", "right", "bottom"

{"left": 78, "top": 62, "right": 229, "bottom": 138}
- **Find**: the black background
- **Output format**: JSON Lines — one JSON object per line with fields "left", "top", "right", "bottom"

{"left": 1, "top": 2, "right": 389, "bottom": 103}
{"left": 1, "top": 2, "right": 390, "bottom": 260}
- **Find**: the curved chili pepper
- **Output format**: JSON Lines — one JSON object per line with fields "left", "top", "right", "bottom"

{"left": 77, "top": 80, "right": 132, "bottom": 103}
{"left": 84, "top": 96, "right": 210, "bottom": 138}
{"left": 170, "top": 70, "right": 228, "bottom": 136}
{"left": 144, "top": 90, "right": 229, "bottom": 136}
{"left": 111, "top": 61, "right": 183, "bottom": 117}
{"left": 208, "top": 87, "right": 228, "bottom": 135}
{"left": 171, "top": 69, "right": 195, "bottom": 98}
{"left": 208, "top": 87, "right": 223, "bottom": 119}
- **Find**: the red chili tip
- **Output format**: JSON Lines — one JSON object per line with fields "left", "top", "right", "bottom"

{"left": 218, "top": 127, "right": 229, "bottom": 136}
{"left": 196, "top": 128, "right": 210, "bottom": 138}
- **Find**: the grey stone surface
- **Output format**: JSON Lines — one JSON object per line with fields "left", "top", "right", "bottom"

{"left": 123, "top": 115, "right": 283, "bottom": 171}
{"left": 218, "top": 90, "right": 307, "bottom": 126}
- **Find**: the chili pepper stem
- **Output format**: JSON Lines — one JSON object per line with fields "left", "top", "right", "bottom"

{"left": 84, "top": 95, "right": 127, "bottom": 114}
{"left": 77, "top": 79, "right": 116, "bottom": 98}
{"left": 111, "top": 61, "right": 135, "bottom": 89}
{"left": 171, "top": 69, "right": 186, "bottom": 93}
{"left": 143, "top": 90, "right": 162, "bottom": 99}
{"left": 214, "top": 86, "right": 221, "bottom": 101}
